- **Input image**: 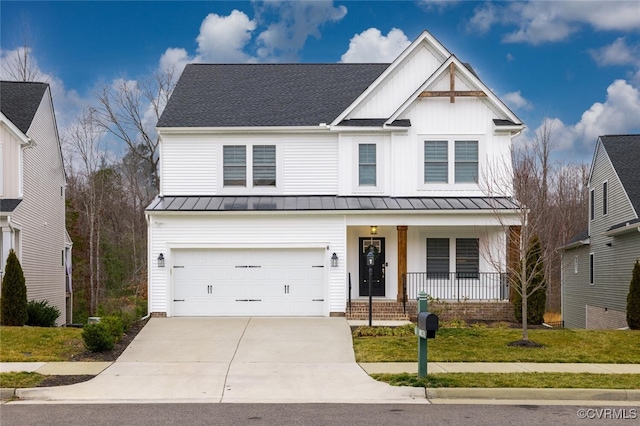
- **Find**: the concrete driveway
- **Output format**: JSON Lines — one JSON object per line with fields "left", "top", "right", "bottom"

{"left": 16, "top": 317, "right": 425, "bottom": 403}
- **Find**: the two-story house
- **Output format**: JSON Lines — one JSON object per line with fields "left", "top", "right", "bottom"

{"left": 1, "top": 81, "right": 72, "bottom": 325}
{"left": 146, "top": 30, "right": 523, "bottom": 318}
{"left": 562, "top": 134, "right": 640, "bottom": 329}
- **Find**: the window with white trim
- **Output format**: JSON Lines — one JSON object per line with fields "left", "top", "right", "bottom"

{"left": 358, "top": 144, "right": 376, "bottom": 186}
{"left": 602, "top": 181, "right": 608, "bottom": 216}
{"left": 424, "top": 141, "right": 448, "bottom": 183}
{"left": 456, "top": 238, "right": 479, "bottom": 278}
{"left": 574, "top": 255, "right": 578, "bottom": 274}
{"left": 590, "top": 188, "right": 595, "bottom": 221}
{"left": 589, "top": 253, "right": 594, "bottom": 285}
{"left": 455, "top": 141, "right": 478, "bottom": 183}
{"left": 253, "top": 145, "right": 276, "bottom": 186}
{"left": 426, "top": 238, "right": 449, "bottom": 278}
{"left": 223, "top": 145, "right": 246, "bottom": 186}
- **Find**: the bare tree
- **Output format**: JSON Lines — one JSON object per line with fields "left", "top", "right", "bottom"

{"left": 92, "top": 64, "right": 179, "bottom": 198}
{"left": 1, "top": 17, "right": 47, "bottom": 82}
{"left": 64, "top": 109, "right": 108, "bottom": 314}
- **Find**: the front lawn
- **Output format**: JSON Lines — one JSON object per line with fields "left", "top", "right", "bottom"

{"left": 353, "top": 326, "right": 640, "bottom": 363}
{"left": 0, "top": 326, "right": 85, "bottom": 362}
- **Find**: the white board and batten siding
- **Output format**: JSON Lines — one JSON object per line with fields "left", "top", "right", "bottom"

{"left": 148, "top": 213, "right": 346, "bottom": 317}
{"left": 10, "top": 88, "right": 67, "bottom": 325}
{"left": 351, "top": 43, "right": 445, "bottom": 119}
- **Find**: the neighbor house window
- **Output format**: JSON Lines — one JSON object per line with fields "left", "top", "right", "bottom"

{"left": 590, "top": 188, "right": 595, "bottom": 221}
{"left": 223, "top": 145, "right": 246, "bottom": 186}
{"left": 456, "top": 238, "right": 479, "bottom": 278}
{"left": 424, "top": 141, "right": 448, "bottom": 183}
{"left": 589, "top": 253, "right": 594, "bottom": 285}
{"left": 602, "top": 181, "right": 608, "bottom": 216}
{"left": 574, "top": 255, "right": 578, "bottom": 274}
{"left": 426, "top": 238, "right": 449, "bottom": 278}
{"left": 455, "top": 141, "right": 478, "bottom": 183}
{"left": 358, "top": 144, "right": 376, "bottom": 186}
{"left": 253, "top": 145, "right": 276, "bottom": 186}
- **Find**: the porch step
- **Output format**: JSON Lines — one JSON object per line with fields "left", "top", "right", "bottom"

{"left": 345, "top": 300, "right": 411, "bottom": 321}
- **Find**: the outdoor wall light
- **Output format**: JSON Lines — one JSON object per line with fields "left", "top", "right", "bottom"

{"left": 331, "top": 252, "right": 339, "bottom": 267}
{"left": 370, "top": 225, "right": 378, "bottom": 235}
{"left": 157, "top": 253, "right": 165, "bottom": 268}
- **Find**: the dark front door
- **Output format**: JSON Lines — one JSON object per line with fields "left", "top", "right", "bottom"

{"left": 359, "top": 237, "right": 385, "bottom": 296}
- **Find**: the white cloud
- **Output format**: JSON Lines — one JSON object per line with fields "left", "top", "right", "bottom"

{"left": 589, "top": 37, "right": 639, "bottom": 67}
{"left": 340, "top": 28, "right": 410, "bottom": 63}
{"left": 524, "top": 79, "right": 640, "bottom": 159}
{"left": 255, "top": 1, "right": 347, "bottom": 62}
{"left": 468, "top": 1, "right": 640, "bottom": 45}
{"left": 196, "top": 10, "right": 257, "bottom": 63}
{"left": 503, "top": 91, "right": 533, "bottom": 111}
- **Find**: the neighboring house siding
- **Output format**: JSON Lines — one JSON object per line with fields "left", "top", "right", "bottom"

{"left": 562, "top": 245, "right": 591, "bottom": 328}
{"left": 149, "top": 214, "right": 346, "bottom": 315}
{"left": 11, "top": 90, "right": 67, "bottom": 325}
{"left": 588, "top": 145, "right": 636, "bottom": 318}
{"left": 0, "top": 125, "right": 22, "bottom": 198}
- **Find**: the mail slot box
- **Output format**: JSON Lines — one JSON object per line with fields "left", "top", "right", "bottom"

{"left": 417, "top": 311, "right": 439, "bottom": 338}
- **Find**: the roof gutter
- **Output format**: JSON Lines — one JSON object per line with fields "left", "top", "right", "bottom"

{"left": 604, "top": 221, "right": 640, "bottom": 237}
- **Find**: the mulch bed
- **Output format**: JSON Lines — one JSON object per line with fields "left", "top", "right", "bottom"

{"left": 36, "top": 317, "right": 149, "bottom": 387}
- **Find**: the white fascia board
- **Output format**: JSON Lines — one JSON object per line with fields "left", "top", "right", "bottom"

{"left": 157, "top": 125, "right": 331, "bottom": 135}
{"left": 386, "top": 55, "right": 522, "bottom": 126}
{"left": 327, "top": 124, "right": 410, "bottom": 133}
{"left": 493, "top": 123, "right": 525, "bottom": 136}
{"left": 603, "top": 222, "right": 640, "bottom": 237}
{"left": 0, "top": 112, "right": 31, "bottom": 145}
{"left": 330, "top": 30, "right": 451, "bottom": 127}
{"left": 587, "top": 138, "right": 604, "bottom": 187}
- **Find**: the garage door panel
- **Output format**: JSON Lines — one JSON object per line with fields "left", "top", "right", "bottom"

{"left": 172, "top": 248, "right": 325, "bottom": 317}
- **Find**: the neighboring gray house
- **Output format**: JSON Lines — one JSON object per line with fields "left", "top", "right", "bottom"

{"left": 0, "top": 81, "right": 72, "bottom": 325}
{"left": 562, "top": 134, "right": 640, "bottom": 329}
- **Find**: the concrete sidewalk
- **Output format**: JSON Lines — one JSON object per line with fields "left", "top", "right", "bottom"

{"left": 3, "top": 361, "right": 640, "bottom": 375}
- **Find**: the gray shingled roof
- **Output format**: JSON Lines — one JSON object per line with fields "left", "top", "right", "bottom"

{"left": 157, "top": 63, "right": 390, "bottom": 128}
{"left": 0, "top": 198, "right": 22, "bottom": 213}
{"left": 0, "top": 81, "right": 48, "bottom": 134}
{"left": 147, "top": 195, "right": 519, "bottom": 212}
{"left": 601, "top": 135, "right": 640, "bottom": 217}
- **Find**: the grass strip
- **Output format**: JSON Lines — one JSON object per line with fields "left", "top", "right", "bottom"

{"left": 371, "top": 372, "right": 640, "bottom": 389}
{"left": 0, "top": 372, "right": 46, "bottom": 388}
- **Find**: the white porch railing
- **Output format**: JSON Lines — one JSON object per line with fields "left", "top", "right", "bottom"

{"left": 404, "top": 272, "right": 509, "bottom": 301}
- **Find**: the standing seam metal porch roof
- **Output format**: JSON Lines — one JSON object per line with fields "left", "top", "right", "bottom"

{"left": 157, "top": 63, "right": 391, "bottom": 128}
{"left": 147, "top": 196, "right": 519, "bottom": 212}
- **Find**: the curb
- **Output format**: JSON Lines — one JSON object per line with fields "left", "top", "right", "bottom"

{"left": 425, "top": 387, "right": 640, "bottom": 401}
{"left": 0, "top": 388, "right": 16, "bottom": 400}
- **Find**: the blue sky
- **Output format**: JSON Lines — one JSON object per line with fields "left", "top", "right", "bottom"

{"left": 2, "top": 1, "right": 640, "bottom": 162}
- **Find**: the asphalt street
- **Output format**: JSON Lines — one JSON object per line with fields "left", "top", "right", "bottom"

{"left": 1, "top": 403, "right": 639, "bottom": 426}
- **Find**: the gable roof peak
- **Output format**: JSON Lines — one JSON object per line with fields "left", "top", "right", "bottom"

{"left": 0, "top": 81, "right": 49, "bottom": 134}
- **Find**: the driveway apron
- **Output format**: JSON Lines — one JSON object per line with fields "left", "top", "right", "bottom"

{"left": 16, "top": 317, "right": 424, "bottom": 403}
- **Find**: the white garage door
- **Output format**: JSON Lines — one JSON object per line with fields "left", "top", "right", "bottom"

{"left": 172, "top": 248, "right": 326, "bottom": 316}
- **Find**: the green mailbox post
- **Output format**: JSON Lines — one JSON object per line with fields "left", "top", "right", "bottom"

{"left": 415, "top": 291, "right": 439, "bottom": 378}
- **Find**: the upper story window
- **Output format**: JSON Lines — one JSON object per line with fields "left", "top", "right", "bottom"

{"left": 358, "top": 144, "right": 376, "bottom": 186}
{"left": 589, "top": 253, "right": 594, "bottom": 285}
{"left": 455, "top": 141, "right": 478, "bottom": 183}
{"left": 253, "top": 145, "right": 276, "bottom": 186}
{"left": 602, "top": 181, "right": 608, "bottom": 216}
{"left": 456, "top": 238, "right": 479, "bottom": 278}
{"left": 424, "top": 141, "right": 448, "bottom": 183}
{"left": 223, "top": 145, "right": 247, "bottom": 186}
{"left": 590, "top": 188, "right": 595, "bottom": 221}
{"left": 426, "top": 238, "right": 449, "bottom": 278}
